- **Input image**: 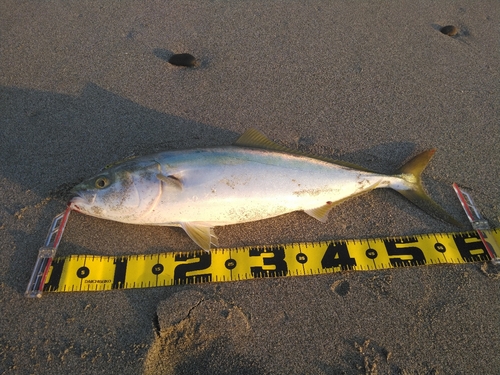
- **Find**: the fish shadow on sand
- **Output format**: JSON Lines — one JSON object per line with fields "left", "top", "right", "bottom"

{"left": 2, "top": 83, "right": 237, "bottom": 368}
{"left": 0, "top": 82, "right": 237, "bottom": 294}
{"left": 1, "top": 83, "right": 465, "bottom": 375}
{"left": 1, "top": 82, "right": 462, "bottom": 296}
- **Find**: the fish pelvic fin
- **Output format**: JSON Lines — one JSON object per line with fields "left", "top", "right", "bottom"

{"left": 180, "top": 222, "right": 219, "bottom": 251}
{"left": 393, "top": 149, "right": 461, "bottom": 227}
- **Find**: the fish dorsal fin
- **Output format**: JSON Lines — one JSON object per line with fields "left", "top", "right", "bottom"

{"left": 234, "top": 129, "right": 376, "bottom": 173}
{"left": 234, "top": 128, "right": 294, "bottom": 153}
{"left": 180, "top": 222, "right": 219, "bottom": 251}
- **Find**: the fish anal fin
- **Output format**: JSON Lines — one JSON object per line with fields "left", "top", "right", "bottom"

{"left": 304, "top": 202, "right": 335, "bottom": 223}
{"left": 180, "top": 222, "right": 219, "bottom": 251}
{"left": 157, "top": 173, "right": 183, "bottom": 190}
{"left": 304, "top": 181, "right": 382, "bottom": 223}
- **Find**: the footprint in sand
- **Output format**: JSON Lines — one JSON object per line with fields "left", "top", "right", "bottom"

{"left": 143, "top": 290, "right": 261, "bottom": 375}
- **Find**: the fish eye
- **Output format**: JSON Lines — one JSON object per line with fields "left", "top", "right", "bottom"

{"left": 95, "top": 176, "right": 110, "bottom": 189}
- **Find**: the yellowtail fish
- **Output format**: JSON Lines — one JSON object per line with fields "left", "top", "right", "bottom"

{"left": 70, "top": 129, "right": 459, "bottom": 250}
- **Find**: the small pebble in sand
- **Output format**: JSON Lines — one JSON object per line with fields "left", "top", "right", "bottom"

{"left": 440, "top": 25, "right": 458, "bottom": 36}
{"left": 168, "top": 53, "right": 197, "bottom": 67}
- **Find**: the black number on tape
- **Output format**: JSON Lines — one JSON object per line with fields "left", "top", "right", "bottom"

{"left": 453, "top": 233, "right": 490, "bottom": 262}
{"left": 43, "top": 258, "right": 65, "bottom": 292}
{"left": 112, "top": 257, "right": 128, "bottom": 289}
{"left": 250, "top": 246, "right": 288, "bottom": 277}
{"left": 174, "top": 252, "right": 212, "bottom": 285}
{"left": 384, "top": 237, "right": 425, "bottom": 266}
{"left": 321, "top": 242, "right": 356, "bottom": 270}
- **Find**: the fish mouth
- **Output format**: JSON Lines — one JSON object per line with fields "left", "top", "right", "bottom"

{"left": 68, "top": 192, "right": 96, "bottom": 212}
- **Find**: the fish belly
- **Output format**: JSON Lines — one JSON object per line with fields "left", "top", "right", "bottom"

{"left": 142, "top": 148, "right": 389, "bottom": 226}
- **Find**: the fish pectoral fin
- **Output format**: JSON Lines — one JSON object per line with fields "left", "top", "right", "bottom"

{"left": 180, "top": 222, "right": 219, "bottom": 251}
{"left": 304, "top": 202, "right": 335, "bottom": 223}
{"left": 156, "top": 173, "right": 183, "bottom": 190}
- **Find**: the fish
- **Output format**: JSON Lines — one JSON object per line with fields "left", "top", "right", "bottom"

{"left": 70, "top": 129, "right": 460, "bottom": 251}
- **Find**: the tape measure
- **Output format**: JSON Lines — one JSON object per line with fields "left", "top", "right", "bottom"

{"left": 25, "top": 184, "right": 500, "bottom": 297}
{"left": 40, "top": 229, "right": 499, "bottom": 293}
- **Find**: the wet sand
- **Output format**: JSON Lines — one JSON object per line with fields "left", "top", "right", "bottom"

{"left": 1, "top": 1, "right": 499, "bottom": 374}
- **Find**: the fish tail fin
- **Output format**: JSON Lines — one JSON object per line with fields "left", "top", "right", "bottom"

{"left": 392, "top": 149, "right": 461, "bottom": 226}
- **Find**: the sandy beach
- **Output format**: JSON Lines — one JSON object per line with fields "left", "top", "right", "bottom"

{"left": 1, "top": 0, "right": 499, "bottom": 373}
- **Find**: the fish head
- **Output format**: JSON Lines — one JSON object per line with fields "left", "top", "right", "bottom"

{"left": 70, "top": 159, "right": 162, "bottom": 223}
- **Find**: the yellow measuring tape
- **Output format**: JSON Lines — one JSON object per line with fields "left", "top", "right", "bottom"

{"left": 42, "top": 229, "right": 500, "bottom": 293}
